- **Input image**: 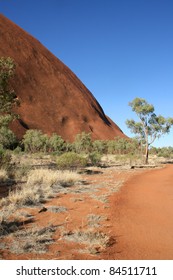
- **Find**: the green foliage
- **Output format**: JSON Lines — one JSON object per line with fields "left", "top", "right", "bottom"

{"left": 0, "top": 126, "right": 17, "bottom": 149}
{"left": 0, "top": 114, "right": 13, "bottom": 127}
{"left": 150, "top": 146, "right": 173, "bottom": 159}
{"left": 0, "top": 57, "right": 18, "bottom": 114}
{"left": 47, "top": 133, "right": 65, "bottom": 153}
{"left": 13, "top": 146, "right": 22, "bottom": 154}
{"left": 88, "top": 152, "right": 102, "bottom": 166}
{"left": 127, "top": 98, "right": 173, "bottom": 144}
{"left": 0, "top": 57, "right": 19, "bottom": 151}
{"left": 126, "top": 120, "right": 144, "bottom": 138}
{"left": 126, "top": 97, "right": 173, "bottom": 163}
{"left": 22, "top": 129, "right": 49, "bottom": 153}
{"left": 56, "top": 152, "right": 87, "bottom": 169}
{"left": 105, "top": 137, "right": 138, "bottom": 155}
{"left": 129, "top": 97, "right": 154, "bottom": 116}
{"left": 115, "top": 137, "right": 129, "bottom": 154}
{"left": 0, "top": 115, "right": 18, "bottom": 149}
{"left": 106, "top": 140, "right": 117, "bottom": 154}
{"left": 92, "top": 140, "right": 106, "bottom": 154}
{"left": 74, "top": 132, "right": 92, "bottom": 153}
{"left": 65, "top": 142, "right": 75, "bottom": 152}
{"left": 23, "top": 130, "right": 67, "bottom": 154}
{"left": 149, "top": 146, "right": 158, "bottom": 155}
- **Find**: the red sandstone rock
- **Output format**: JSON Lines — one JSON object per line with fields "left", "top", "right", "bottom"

{"left": 0, "top": 14, "right": 126, "bottom": 141}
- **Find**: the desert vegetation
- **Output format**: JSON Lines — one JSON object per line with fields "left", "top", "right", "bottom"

{"left": 1, "top": 127, "right": 173, "bottom": 239}
{"left": 1, "top": 57, "right": 173, "bottom": 259}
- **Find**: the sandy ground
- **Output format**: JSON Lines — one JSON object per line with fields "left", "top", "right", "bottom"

{"left": 102, "top": 164, "right": 173, "bottom": 260}
{"left": 1, "top": 164, "right": 173, "bottom": 260}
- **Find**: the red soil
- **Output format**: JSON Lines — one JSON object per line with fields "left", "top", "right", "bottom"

{"left": 0, "top": 14, "right": 126, "bottom": 141}
{"left": 1, "top": 165, "right": 173, "bottom": 260}
{"left": 102, "top": 164, "right": 173, "bottom": 260}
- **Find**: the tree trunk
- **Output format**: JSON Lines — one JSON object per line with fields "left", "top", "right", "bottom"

{"left": 144, "top": 127, "right": 149, "bottom": 164}
{"left": 145, "top": 142, "right": 149, "bottom": 164}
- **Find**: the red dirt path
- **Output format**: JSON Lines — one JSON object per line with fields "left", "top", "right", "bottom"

{"left": 102, "top": 164, "right": 173, "bottom": 260}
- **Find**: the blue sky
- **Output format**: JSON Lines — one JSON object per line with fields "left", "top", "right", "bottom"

{"left": 1, "top": 0, "right": 173, "bottom": 147}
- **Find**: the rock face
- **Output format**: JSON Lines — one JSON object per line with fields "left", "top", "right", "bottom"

{"left": 0, "top": 14, "right": 126, "bottom": 141}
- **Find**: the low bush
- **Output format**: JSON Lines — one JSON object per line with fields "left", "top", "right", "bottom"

{"left": 22, "top": 130, "right": 68, "bottom": 154}
{"left": 47, "top": 133, "right": 65, "bottom": 153}
{"left": 74, "top": 132, "right": 92, "bottom": 153}
{"left": 92, "top": 140, "right": 106, "bottom": 154}
{"left": 149, "top": 146, "right": 173, "bottom": 159}
{"left": 56, "top": 152, "right": 87, "bottom": 169}
{"left": 22, "top": 129, "right": 48, "bottom": 153}
{"left": 0, "top": 126, "right": 18, "bottom": 149}
{"left": 13, "top": 146, "right": 23, "bottom": 154}
{"left": 88, "top": 152, "right": 102, "bottom": 166}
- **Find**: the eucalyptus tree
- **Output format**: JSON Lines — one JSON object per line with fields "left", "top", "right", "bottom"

{"left": 126, "top": 97, "right": 173, "bottom": 164}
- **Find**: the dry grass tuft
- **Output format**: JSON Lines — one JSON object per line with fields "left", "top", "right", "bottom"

{"left": 0, "top": 169, "right": 8, "bottom": 182}
{"left": 87, "top": 214, "right": 107, "bottom": 228}
{"left": 0, "top": 219, "right": 21, "bottom": 236}
{"left": 27, "top": 169, "right": 81, "bottom": 187}
{"left": 0, "top": 169, "right": 81, "bottom": 209}
{"left": 9, "top": 225, "right": 57, "bottom": 255}
{"left": 62, "top": 229, "right": 116, "bottom": 255}
{"left": 0, "top": 203, "right": 16, "bottom": 223}
{"left": 0, "top": 168, "right": 81, "bottom": 238}
{"left": 63, "top": 230, "right": 110, "bottom": 249}
{"left": 47, "top": 206, "right": 67, "bottom": 213}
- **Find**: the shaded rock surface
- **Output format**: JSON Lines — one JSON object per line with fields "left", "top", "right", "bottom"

{"left": 0, "top": 14, "right": 126, "bottom": 141}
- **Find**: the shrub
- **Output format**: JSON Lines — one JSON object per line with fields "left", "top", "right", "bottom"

{"left": 56, "top": 152, "right": 87, "bottom": 169}
{"left": 47, "top": 133, "right": 65, "bottom": 153}
{"left": 88, "top": 152, "right": 102, "bottom": 166}
{"left": 74, "top": 132, "right": 92, "bottom": 153}
{"left": 0, "top": 126, "right": 18, "bottom": 149}
{"left": 106, "top": 140, "right": 117, "bottom": 154}
{"left": 65, "top": 142, "right": 75, "bottom": 152}
{"left": 106, "top": 137, "right": 139, "bottom": 155}
{"left": 13, "top": 146, "right": 22, "bottom": 154}
{"left": 157, "top": 147, "right": 173, "bottom": 158}
{"left": 92, "top": 140, "right": 106, "bottom": 154}
{"left": 22, "top": 129, "right": 48, "bottom": 153}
